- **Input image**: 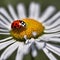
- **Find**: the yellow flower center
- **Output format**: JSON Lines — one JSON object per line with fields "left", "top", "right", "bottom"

{"left": 10, "top": 18, "right": 44, "bottom": 41}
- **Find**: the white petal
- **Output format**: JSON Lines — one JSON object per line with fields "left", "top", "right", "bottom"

{"left": 31, "top": 44, "right": 37, "bottom": 57}
{"left": 32, "top": 32, "right": 37, "bottom": 37}
{"left": 0, "top": 42, "right": 19, "bottom": 60}
{"left": 48, "top": 38, "right": 60, "bottom": 42}
{"left": 46, "top": 43, "right": 60, "bottom": 56}
{"left": 43, "top": 48, "right": 57, "bottom": 60}
{"left": 39, "top": 34, "right": 60, "bottom": 42}
{"left": 23, "top": 43, "right": 31, "bottom": 54}
{"left": 0, "top": 15, "right": 10, "bottom": 25}
{"left": 16, "top": 52, "right": 24, "bottom": 60}
{"left": 35, "top": 41, "right": 45, "bottom": 50}
{"left": 0, "top": 33, "right": 10, "bottom": 35}
{"left": 28, "top": 38, "right": 35, "bottom": 43}
{"left": 44, "top": 18, "right": 60, "bottom": 30}
{"left": 43, "top": 11, "right": 60, "bottom": 26}
{"left": 44, "top": 26, "right": 60, "bottom": 33}
{"left": 0, "top": 25, "right": 7, "bottom": 29}
{"left": 17, "top": 3, "right": 26, "bottom": 19}
{"left": 0, "top": 29, "right": 9, "bottom": 32}
{"left": 0, "top": 40, "right": 16, "bottom": 50}
{"left": 29, "top": 2, "right": 40, "bottom": 19}
{"left": 0, "top": 37, "right": 12, "bottom": 42}
{"left": 0, "top": 8, "right": 13, "bottom": 23}
{"left": 39, "top": 6, "right": 56, "bottom": 22}
{"left": 16, "top": 50, "right": 24, "bottom": 60}
{"left": 8, "top": 4, "right": 18, "bottom": 20}
{"left": 15, "top": 42, "right": 24, "bottom": 60}
{"left": 40, "top": 33, "right": 60, "bottom": 38}
{"left": 0, "top": 20, "right": 10, "bottom": 29}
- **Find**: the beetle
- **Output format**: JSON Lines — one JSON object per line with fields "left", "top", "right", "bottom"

{"left": 11, "top": 20, "right": 26, "bottom": 29}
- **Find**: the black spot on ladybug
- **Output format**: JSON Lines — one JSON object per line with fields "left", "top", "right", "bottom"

{"left": 17, "top": 25, "right": 20, "bottom": 27}
{"left": 14, "top": 26, "right": 16, "bottom": 28}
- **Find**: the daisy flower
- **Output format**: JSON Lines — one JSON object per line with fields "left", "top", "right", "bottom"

{"left": 0, "top": 2, "right": 60, "bottom": 60}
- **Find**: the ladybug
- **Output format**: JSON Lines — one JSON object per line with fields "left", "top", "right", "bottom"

{"left": 11, "top": 20, "right": 26, "bottom": 29}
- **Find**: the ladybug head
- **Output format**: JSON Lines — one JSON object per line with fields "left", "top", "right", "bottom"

{"left": 11, "top": 20, "right": 26, "bottom": 30}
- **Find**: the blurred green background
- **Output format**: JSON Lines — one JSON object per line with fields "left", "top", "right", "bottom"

{"left": 0, "top": 0, "right": 60, "bottom": 60}
{"left": 0, "top": 0, "right": 60, "bottom": 11}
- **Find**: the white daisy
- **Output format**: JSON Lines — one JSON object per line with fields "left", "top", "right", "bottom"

{"left": 0, "top": 2, "right": 60, "bottom": 60}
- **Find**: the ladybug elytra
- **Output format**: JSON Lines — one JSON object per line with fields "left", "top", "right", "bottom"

{"left": 11, "top": 20, "right": 26, "bottom": 29}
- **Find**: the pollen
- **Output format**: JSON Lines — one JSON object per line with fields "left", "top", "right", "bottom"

{"left": 10, "top": 18, "right": 44, "bottom": 41}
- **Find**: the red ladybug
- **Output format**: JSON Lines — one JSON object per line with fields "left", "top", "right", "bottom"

{"left": 11, "top": 20, "right": 26, "bottom": 29}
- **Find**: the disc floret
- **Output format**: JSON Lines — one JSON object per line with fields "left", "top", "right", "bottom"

{"left": 10, "top": 18, "right": 44, "bottom": 41}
